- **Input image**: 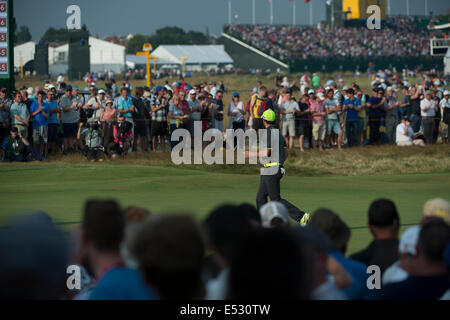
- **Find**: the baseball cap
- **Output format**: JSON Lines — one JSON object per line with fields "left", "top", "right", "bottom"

{"left": 90, "top": 82, "right": 96, "bottom": 87}
{"left": 72, "top": 85, "right": 79, "bottom": 91}
{"left": 399, "top": 225, "right": 421, "bottom": 255}
{"left": 261, "top": 109, "right": 276, "bottom": 122}
{"left": 27, "top": 87, "right": 33, "bottom": 95}
{"left": 48, "top": 84, "right": 55, "bottom": 90}
{"left": 259, "top": 202, "right": 289, "bottom": 228}
{"left": 189, "top": 89, "right": 196, "bottom": 95}
{"left": 342, "top": 86, "right": 349, "bottom": 91}
{"left": 65, "top": 85, "right": 72, "bottom": 92}
{"left": 444, "top": 90, "right": 450, "bottom": 96}
{"left": 308, "top": 89, "right": 315, "bottom": 95}
{"left": 232, "top": 92, "right": 240, "bottom": 98}
{"left": 423, "top": 198, "right": 450, "bottom": 225}
{"left": 155, "top": 86, "right": 164, "bottom": 93}
{"left": 425, "top": 90, "right": 432, "bottom": 95}
{"left": 185, "top": 85, "right": 193, "bottom": 90}
{"left": 10, "top": 127, "right": 18, "bottom": 133}
{"left": 251, "top": 87, "right": 258, "bottom": 93}
{"left": 98, "top": 89, "right": 106, "bottom": 94}
{"left": 386, "top": 86, "right": 393, "bottom": 92}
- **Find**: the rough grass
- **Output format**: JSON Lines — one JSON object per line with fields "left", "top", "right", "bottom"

{"left": 39, "top": 143, "right": 450, "bottom": 177}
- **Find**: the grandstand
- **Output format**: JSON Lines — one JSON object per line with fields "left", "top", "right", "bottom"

{"left": 223, "top": 16, "right": 448, "bottom": 73}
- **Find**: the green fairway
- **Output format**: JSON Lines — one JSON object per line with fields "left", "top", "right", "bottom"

{"left": 0, "top": 163, "right": 449, "bottom": 254}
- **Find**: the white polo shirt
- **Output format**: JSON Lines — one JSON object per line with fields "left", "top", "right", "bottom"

{"left": 396, "top": 123, "right": 414, "bottom": 143}
{"left": 420, "top": 98, "right": 436, "bottom": 117}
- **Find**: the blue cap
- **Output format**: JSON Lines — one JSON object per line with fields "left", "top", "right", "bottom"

{"left": 156, "top": 86, "right": 164, "bottom": 93}
{"left": 233, "top": 92, "right": 240, "bottom": 97}
{"left": 185, "top": 85, "right": 193, "bottom": 90}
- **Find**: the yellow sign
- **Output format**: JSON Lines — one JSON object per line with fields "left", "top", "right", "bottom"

{"left": 137, "top": 50, "right": 152, "bottom": 87}
{"left": 143, "top": 43, "right": 152, "bottom": 52}
{"left": 181, "top": 55, "right": 188, "bottom": 75}
{"left": 342, "top": 0, "right": 386, "bottom": 20}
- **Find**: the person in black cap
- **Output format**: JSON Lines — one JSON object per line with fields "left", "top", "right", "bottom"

{"left": 350, "top": 199, "right": 400, "bottom": 274}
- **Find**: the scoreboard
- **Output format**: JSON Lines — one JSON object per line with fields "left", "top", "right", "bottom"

{"left": 0, "top": 0, "right": 8, "bottom": 78}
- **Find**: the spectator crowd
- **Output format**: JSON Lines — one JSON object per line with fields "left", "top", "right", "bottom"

{"left": 0, "top": 196, "right": 449, "bottom": 300}
{"left": 0, "top": 68, "right": 449, "bottom": 162}
{"left": 225, "top": 16, "right": 447, "bottom": 61}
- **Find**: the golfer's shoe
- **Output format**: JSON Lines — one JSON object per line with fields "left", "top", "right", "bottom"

{"left": 300, "top": 212, "right": 311, "bottom": 227}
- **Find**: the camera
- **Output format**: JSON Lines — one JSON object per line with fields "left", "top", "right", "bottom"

{"left": 86, "top": 122, "right": 100, "bottom": 130}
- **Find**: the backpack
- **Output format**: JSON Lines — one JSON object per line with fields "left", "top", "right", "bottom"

{"left": 443, "top": 107, "right": 450, "bottom": 125}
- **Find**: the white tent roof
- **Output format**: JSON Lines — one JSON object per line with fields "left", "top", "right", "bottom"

{"left": 14, "top": 41, "right": 36, "bottom": 69}
{"left": 152, "top": 45, "right": 233, "bottom": 65}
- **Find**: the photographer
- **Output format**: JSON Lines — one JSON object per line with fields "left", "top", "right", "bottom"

{"left": 1, "top": 127, "right": 42, "bottom": 162}
{"left": 77, "top": 120, "right": 104, "bottom": 163}
{"left": 110, "top": 115, "right": 133, "bottom": 159}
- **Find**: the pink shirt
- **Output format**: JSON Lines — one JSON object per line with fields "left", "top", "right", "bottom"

{"left": 310, "top": 100, "right": 325, "bottom": 123}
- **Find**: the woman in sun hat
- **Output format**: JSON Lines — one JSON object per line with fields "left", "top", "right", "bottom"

{"left": 100, "top": 97, "right": 117, "bottom": 152}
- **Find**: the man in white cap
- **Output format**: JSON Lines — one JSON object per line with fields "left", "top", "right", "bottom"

{"left": 84, "top": 89, "right": 106, "bottom": 122}
{"left": 440, "top": 90, "right": 450, "bottom": 143}
{"left": 422, "top": 198, "right": 450, "bottom": 226}
{"left": 259, "top": 202, "right": 290, "bottom": 228}
{"left": 420, "top": 90, "right": 437, "bottom": 145}
{"left": 382, "top": 225, "right": 421, "bottom": 286}
{"left": 188, "top": 89, "right": 201, "bottom": 137}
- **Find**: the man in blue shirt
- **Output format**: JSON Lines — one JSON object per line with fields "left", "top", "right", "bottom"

{"left": 79, "top": 200, "right": 158, "bottom": 300}
{"left": 367, "top": 89, "right": 385, "bottom": 145}
{"left": 310, "top": 208, "right": 369, "bottom": 300}
{"left": 30, "top": 91, "right": 50, "bottom": 159}
{"left": 45, "top": 88, "right": 60, "bottom": 155}
{"left": 117, "top": 87, "right": 135, "bottom": 125}
{"left": 343, "top": 89, "right": 362, "bottom": 147}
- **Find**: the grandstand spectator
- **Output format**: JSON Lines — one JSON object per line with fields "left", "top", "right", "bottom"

{"left": 384, "top": 87, "right": 400, "bottom": 144}
{"left": 188, "top": 89, "right": 201, "bottom": 136}
{"left": 81, "top": 200, "right": 156, "bottom": 300}
{"left": 45, "top": 89, "right": 60, "bottom": 155}
{"left": 228, "top": 92, "right": 246, "bottom": 132}
{"left": 228, "top": 228, "right": 310, "bottom": 300}
{"left": 296, "top": 94, "right": 311, "bottom": 152}
{"left": 0, "top": 127, "right": 41, "bottom": 162}
{"left": 310, "top": 208, "right": 369, "bottom": 300}
{"left": 310, "top": 94, "right": 326, "bottom": 151}
{"left": 77, "top": 121, "right": 104, "bottom": 163}
{"left": 60, "top": 86, "right": 80, "bottom": 154}
{"left": 10, "top": 91, "right": 30, "bottom": 139}
{"left": 400, "top": 87, "right": 411, "bottom": 120}
{"left": 110, "top": 115, "right": 133, "bottom": 159}
{"left": 150, "top": 86, "right": 168, "bottom": 152}
{"left": 131, "top": 215, "right": 205, "bottom": 300}
{"left": 350, "top": 199, "right": 400, "bottom": 274}
{"left": 280, "top": 89, "right": 299, "bottom": 150}
{"left": 409, "top": 85, "right": 422, "bottom": 133}
{"left": 343, "top": 88, "right": 361, "bottom": 147}
{"left": 396, "top": 116, "right": 425, "bottom": 147}
{"left": 203, "top": 205, "right": 256, "bottom": 300}
{"left": 324, "top": 87, "right": 343, "bottom": 150}
{"left": 377, "top": 219, "right": 450, "bottom": 300}
{"left": 0, "top": 88, "right": 12, "bottom": 144}
{"left": 212, "top": 90, "right": 225, "bottom": 132}
{"left": 100, "top": 98, "right": 117, "bottom": 154}
{"left": 168, "top": 93, "right": 186, "bottom": 150}
{"left": 249, "top": 86, "right": 267, "bottom": 132}
{"left": 421, "top": 90, "right": 438, "bottom": 145}
{"left": 367, "top": 89, "right": 384, "bottom": 145}
{"left": 440, "top": 90, "right": 450, "bottom": 144}
{"left": 117, "top": 87, "right": 135, "bottom": 127}
{"left": 132, "top": 87, "right": 149, "bottom": 153}
{"left": 30, "top": 91, "right": 50, "bottom": 159}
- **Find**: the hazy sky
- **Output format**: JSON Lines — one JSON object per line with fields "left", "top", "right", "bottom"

{"left": 15, "top": 0, "right": 449, "bottom": 40}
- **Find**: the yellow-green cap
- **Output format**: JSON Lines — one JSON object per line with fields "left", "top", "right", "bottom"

{"left": 261, "top": 109, "right": 276, "bottom": 122}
